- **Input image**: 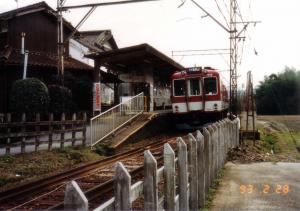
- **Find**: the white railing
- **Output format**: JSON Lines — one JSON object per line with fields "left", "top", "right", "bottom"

{"left": 90, "top": 93, "right": 144, "bottom": 146}
{"left": 64, "top": 118, "right": 240, "bottom": 211}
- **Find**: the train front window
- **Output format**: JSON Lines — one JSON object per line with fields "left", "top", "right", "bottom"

{"left": 189, "top": 78, "right": 200, "bottom": 96}
{"left": 173, "top": 80, "right": 185, "bottom": 96}
{"left": 204, "top": 77, "right": 217, "bottom": 95}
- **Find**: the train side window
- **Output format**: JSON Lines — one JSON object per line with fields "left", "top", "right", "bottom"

{"left": 173, "top": 79, "right": 185, "bottom": 96}
{"left": 189, "top": 78, "right": 201, "bottom": 96}
{"left": 204, "top": 77, "right": 217, "bottom": 95}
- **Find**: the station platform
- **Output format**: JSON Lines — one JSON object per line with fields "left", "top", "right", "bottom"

{"left": 101, "top": 110, "right": 172, "bottom": 151}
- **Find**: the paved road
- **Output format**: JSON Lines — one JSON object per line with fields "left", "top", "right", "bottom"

{"left": 211, "top": 162, "right": 300, "bottom": 211}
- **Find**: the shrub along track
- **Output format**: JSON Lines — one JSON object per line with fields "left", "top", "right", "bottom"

{"left": 0, "top": 136, "right": 180, "bottom": 210}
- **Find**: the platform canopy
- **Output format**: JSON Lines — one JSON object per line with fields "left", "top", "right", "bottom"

{"left": 86, "top": 43, "right": 184, "bottom": 77}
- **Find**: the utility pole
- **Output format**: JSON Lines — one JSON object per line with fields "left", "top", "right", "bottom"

{"left": 57, "top": 0, "right": 64, "bottom": 78}
{"left": 190, "top": 0, "right": 260, "bottom": 116}
{"left": 229, "top": 0, "right": 238, "bottom": 115}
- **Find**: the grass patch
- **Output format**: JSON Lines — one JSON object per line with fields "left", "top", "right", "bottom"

{"left": 257, "top": 118, "right": 300, "bottom": 161}
{"left": 260, "top": 134, "right": 280, "bottom": 153}
{"left": 0, "top": 148, "right": 105, "bottom": 190}
{"left": 203, "top": 168, "right": 225, "bottom": 210}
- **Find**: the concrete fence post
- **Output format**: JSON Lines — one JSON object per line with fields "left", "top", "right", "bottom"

{"left": 220, "top": 120, "right": 226, "bottom": 166}
{"left": 207, "top": 126, "right": 214, "bottom": 186}
{"left": 216, "top": 122, "right": 221, "bottom": 171}
{"left": 188, "top": 133, "right": 198, "bottom": 211}
{"left": 203, "top": 128, "right": 210, "bottom": 194}
{"left": 64, "top": 181, "right": 88, "bottom": 211}
{"left": 177, "top": 137, "right": 189, "bottom": 211}
{"left": 212, "top": 124, "right": 218, "bottom": 178}
{"left": 114, "top": 162, "right": 131, "bottom": 211}
{"left": 164, "top": 143, "right": 176, "bottom": 211}
{"left": 226, "top": 119, "right": 230, "bottom": 152}
{"left": 196, "top": 130, "right": 205, "bottom": 208}
{"left": 144, "top": 150, "right": 158, "bottom": 211}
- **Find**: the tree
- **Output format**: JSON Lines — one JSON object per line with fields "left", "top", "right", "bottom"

{"left": 255, "top": 67, "right": 300, "bottom": 115}
{"left": 9, "top": 78, "right": 49, "bottom": 114}
{"left": 48, "top": 85, "right": 74, "bottom": 115}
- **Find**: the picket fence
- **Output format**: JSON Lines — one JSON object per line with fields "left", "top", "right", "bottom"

{"left": 0, "top": 113, "right": 87, "bottom": 155}
{"left": 63, "top": 118, "right": 239, "bottom": 211}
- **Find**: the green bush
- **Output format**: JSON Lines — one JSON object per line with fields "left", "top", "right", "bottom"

{"left": 48, "top": 85, "right": 74, "bottom": 115}
{"left": 9, "top": 78, "right": 49, "bottom": 114}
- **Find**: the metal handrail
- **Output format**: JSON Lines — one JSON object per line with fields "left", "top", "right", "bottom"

{"left": 90, "top": 92, "right": 144, "bottom": 147}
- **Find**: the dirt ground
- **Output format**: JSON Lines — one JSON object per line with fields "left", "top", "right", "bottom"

{"left": 0, "top": 147, "right": 106, "bottom": 191}
{"left": 227, "top": 115, "right": 300, "bottom": 163}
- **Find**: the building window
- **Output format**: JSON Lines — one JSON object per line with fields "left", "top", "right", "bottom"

{"left": 173, "top": 79, "right": 185, "bottom": 96}
{"left": 204, "top": 77, "right": 217, "bottom": 95}
{"left": 189, "top": 78, "right": 201, "bottom": 96}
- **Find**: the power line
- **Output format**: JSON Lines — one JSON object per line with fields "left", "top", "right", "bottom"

{"left": 172, "top": 48, "right": 229, "bottom": 53}
{"left": 222, "top": 0, "right": 230, "bottom": 15}
{"left": 214, "top": 0, "right": 230, "bottom": 28}
{"left": 172, "top": 52, "right": 230, "bottom": 56}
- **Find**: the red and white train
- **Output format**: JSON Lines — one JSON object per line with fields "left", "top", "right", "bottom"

{"left": 171, "top": 66, "right": 229, "bottom": 126}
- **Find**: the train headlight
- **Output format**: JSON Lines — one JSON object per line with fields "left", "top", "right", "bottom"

{"left": 175, "top": 105, "right": 179, "bottom": 112}
{"left": 214, "top": 103, "right": 218, "bottom": 110}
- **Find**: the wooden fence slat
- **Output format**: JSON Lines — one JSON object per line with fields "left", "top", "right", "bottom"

{"left": 5, "top": 113, "right": 11, "bottom": 155}
{"left": 64, "top": 180, "right": 88, "bottom": 211}
{"left": 48, "top": 113, "right": 53, "bottom": 151}
{"left": 163, "top": 143, "right": 175, "bottom": 211}
{"left": 188, "top": 133, "right": 198, "bottom": 211}
{"left": 21, "top": 113, "right": 26, "bottom": 154}
{"left": 82, "top": 113, "right": 87, "bottom": 147}
{"left": 220, "top": 122, "right": 224, "bottom": 169}
{"left": 203, "top": 128, "right": 210, "bottom": 194}
{"left": 114, "top": 162, "right": 131, "bottom": 211}
{"left": 144, "top": 150, "right": 158, "bottom": 211}
{"left": 177, "top": 137, "right": 189, "bottom": 211}
{"left": 72, "top": 113, "right": 76, "bottom": 147}
{"left": 35, "top": 113, "right": 40, "bottom": 152}
{"left": 89, "top": 118, "right": 241, "bottom": 211}
{"left": 60, "top": 113, "right": 65, "bottom": 150}
{"left": 196, "top": 130, "right": 205, "bottom": 208}
{"left": 212, "top": 124, "right": 218, "bottom": 178}
{"left": 208, "top": 126, "right": 215, "bottom": 187}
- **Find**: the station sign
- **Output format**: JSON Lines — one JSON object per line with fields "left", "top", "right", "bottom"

{"left": 93, "top": 82, "right": 101, "bottom": 112}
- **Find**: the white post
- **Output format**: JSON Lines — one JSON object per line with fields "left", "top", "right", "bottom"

{"left": 23, "top": 51, "right": 28, "bottom": 79}
{"left": 21, "top": 32, "right": 25, "bottom": 54}
{"left": 64, "top": 181, "right": 88, "bottom": 211}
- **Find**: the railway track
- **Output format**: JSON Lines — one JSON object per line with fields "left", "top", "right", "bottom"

{"left": 0, "top": 136, "right": 179, "bottom": 210}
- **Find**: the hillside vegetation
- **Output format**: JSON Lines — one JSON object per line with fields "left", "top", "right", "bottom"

{"left": 255, "top": 67, "right": 300, "bottom": 115}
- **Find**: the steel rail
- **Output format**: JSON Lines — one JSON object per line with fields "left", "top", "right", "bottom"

{"left": 0, "top": 139, "right": 169, "bottom": 204}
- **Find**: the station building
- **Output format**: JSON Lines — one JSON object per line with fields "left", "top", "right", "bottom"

{"left": 86, "top": 43, "right": 184, "bottom": 112}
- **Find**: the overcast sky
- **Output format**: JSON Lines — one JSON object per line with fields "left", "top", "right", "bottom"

{"left": 1, "top": 0, "right": 300, "bottom": 88}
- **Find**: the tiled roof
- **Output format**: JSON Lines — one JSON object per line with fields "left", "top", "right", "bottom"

{"left": 1, "top": 48, "right": 93, "bottom": 71}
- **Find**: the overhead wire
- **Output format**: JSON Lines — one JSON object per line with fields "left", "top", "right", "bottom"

{"left": 214, "top": 0, "right": 230, "bottom": 28}
{"left": 221, "top": 0, "right": 230, "bottom": 15}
